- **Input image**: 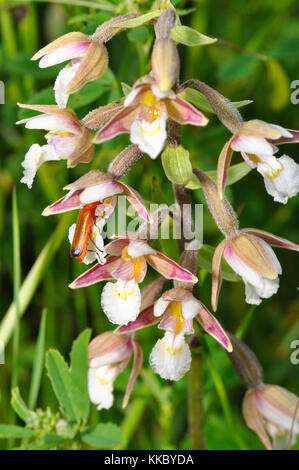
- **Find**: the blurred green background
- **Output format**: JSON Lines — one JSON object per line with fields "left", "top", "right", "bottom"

{"left": 0, "top": 0, "right": 298, "bottom": 450}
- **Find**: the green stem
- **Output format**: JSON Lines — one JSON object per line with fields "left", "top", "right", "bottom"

{"left": 188, "top": 335, "right": 205, "bottom": 450}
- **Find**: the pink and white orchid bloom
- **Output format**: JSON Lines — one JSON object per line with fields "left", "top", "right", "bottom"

{"left": 218, "top": 119, "right": 299, "bottom": 203}
{"left": 31, "top": 32, "right": 108, "bottom": 108}
{"left": 194, "top": 169, "right": 299, "bottom": 309}
{"left": 17, "top": 104, "right": 94, "bottom": 187}
{"left": 42, "top": 169, "right": 150, "bottom": 266}
{"left": 69, "top": 235, "right": 197, "bottom": 326}
{"left": 119, "top": 287, "right": 232, "bottom": 381}
{"left": 212, "top": 228, "right": 299, "bottom": 309}
{"left": 93, "top": 75, "right": 208, "bottom": 159}
{"left": 88, "top": 331, "right": 143, "bottom": 410}
{"left": 243, "top": 385, "right": 299, "bottom": 450}
{"left": 42, "top": 168, "right": 150, "bottom": 221}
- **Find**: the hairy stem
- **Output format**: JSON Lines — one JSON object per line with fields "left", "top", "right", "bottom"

{"left": 188, "top": 334, "right": 205, "bottom": 450}
{"left": 168, "top": 119, "right": 205, "bottom": 449}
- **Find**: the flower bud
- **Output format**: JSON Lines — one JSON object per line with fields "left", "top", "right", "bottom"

{"left": 193, "top": 169, "right": 239, "bottom": 237}
{"left": 152, "top": 38, "right": 180, "bottom": 94}
{"left": 243, "top": 385, "right": 299, "bottom": 450}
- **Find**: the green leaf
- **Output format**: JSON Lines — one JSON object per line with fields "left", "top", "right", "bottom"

{"left": 11, "top": 387, "right": 34, "bottom": 423}
{"left": 67, "top": 81, "right": 106, "bottom": 110}
{"left": 46, "top": 350, "right": 81, "bottom": 424}
{"left": 80, "top": 423, "right": 123, "bottom": 448}
{"left": 161, "top": 145, "right": 194, "bottom": 185}
{"left": 187, "top": 162, "right": 252, "bottom": 190}
{"left": 127, "top": 26, "right": 149, "bottom": 42}
{"left": 218, "top": 55, "right": 259, "bottom": 82}
{"left": 171, "top": 25, "right": 217, "bottom": 47}
{"left": 113, "top": 11, "right": 161, "bottom": 28}
{"left": 179, "top": 88, "right": 253, "bottom": 114}
{"left": 0, "top": 425, "right": 36, "bottom": 439}
{"left": 28, "top": 309, "right": 47, "bottom": 410}
{"left": 198, "top": 245, "right": 240, "bottom": 282}
{"left": 0, "top": 52, "right": 60, "bottom": 79}
{"left": 266, "top": 59, "right": 289, "bottom": 110}
{"left": 70, "top": 329, "right": 92, "bottom": 421}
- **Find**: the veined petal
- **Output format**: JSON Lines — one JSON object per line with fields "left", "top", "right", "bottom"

{"left": 89, "top": 333, "right": 133, "bottom": 369}
{"left": 241, "top": 228, "right": 299, "bottom": 252}
{"left": 165, "top": 96, "right": 209, "bottom": 126}
{"left": 242, "top": 390, "right": 272, "bottom": 450}
{"left": 69, "top": 256, "right": 120, "bottom": 289}
{"left": 196, "top": 303, "right": 232, "bottom": 351}
{"left": 274, "top": 129, "right": 299, "bottom": 145}
{"left": 146, "top": 252, "right": 197, "bottom": 283}
{"left": 18, "top": 113, "right": 81, "bottom": 134}
{"left": 101, "top": 279, "right": 141, "bottom": 325}
{"left": 105, "top": 238, "right": 130, "bottom": 256}
{"left": 240, "top": 120, "right": 283, "bottom": 139}
{"left": 117, "top": 181, "right": 150, "bottom": 222}
{"left": 123, "top": 340, "right": 143, "bottom": 408}
{"left": 256, "top": 385, "right": 299, "bottom": 435}
{"left": 111, "top": 259, "right": 135, "bottom": 281}
{"left": 38, "top": 41, "right": 90, "bottom": 68}
{"left": 94, "top": 105, "right": 139, "bottom": 143}
{"left": 42, "top": 190, "right": 82, "bottom": 215}
{"left": 211, "top": 240, "right": 226, "bottom": 311}
{"left": 118, "top": 305, "right": 158, "bottom": 333}
{"left": 140, "top": 277, "right": 166, "bottom": 311}
{"left": 226, "top": 235, "right": 279, "bottom": 280}
{"left": 217, "top": 137, "right": 235, "bottom": 198}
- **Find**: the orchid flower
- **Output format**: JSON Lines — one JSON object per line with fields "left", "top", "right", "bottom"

{"left": 69, "top": 235, "right": 198, "bottom": 326}
{"left": 88, "top": 330, "right": 143, "bottom": 410}
{"left": 42, "top": 169, "right": 150, "bottom": 265}
{"left": 119, "top": 287, "right": 232, "bottom": 381}
{"left": 93, "top": 74, "right": 208, "bottom": 159}
{"left": 17, "top": 104, "right": 94, "bottom": 187}
{"left": 218, "top": 119, "right": 299, "bottom": 203}
{"left": 194, "top": 170, "right": 299, "bottom": 309}
{"left": 31, "top": 32, "right": 108, "bottom": 108}
{"left": 243, "top": 385, "right": 299, "bottom": 450}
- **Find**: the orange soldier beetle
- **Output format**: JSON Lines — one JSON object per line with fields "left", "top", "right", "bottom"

{"left": 70, "top": 202, "right": 99, "bottom": 262}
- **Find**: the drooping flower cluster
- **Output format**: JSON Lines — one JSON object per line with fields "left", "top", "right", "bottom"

{"left": 18, "top": 6, "right": 299, "bottom": 450}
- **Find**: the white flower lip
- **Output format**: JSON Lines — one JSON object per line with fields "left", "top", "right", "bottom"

{"left": 149, "top": 331, "right": 191, "bottom": 381}
{"left": 130, "top": 113, "right": 167, "bottom": 159}
{"left": 101, "top": 279, "right": 141, "bottom": 325}
{"left": 21, "top": 143, "right": 60, "bottom": 189}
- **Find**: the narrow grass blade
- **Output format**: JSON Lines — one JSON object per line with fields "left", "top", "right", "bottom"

{"left": 0, "top": 212, "right": 72, "bottom": 346}
{"left": 12, "top": 187, "right": 21, "bottom": 390}
{"left": 28, "top": 309, "right": 47, "bottom": 410}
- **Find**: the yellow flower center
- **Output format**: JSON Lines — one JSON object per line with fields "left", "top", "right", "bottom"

{"left": 265, "top": 167, "right": 282, "bottom": 179}
{"left": 48, "top": 130, "right": 69, "bottom": 138}
{"left": 98, "top": 377, "right": 110, "bottom": 385}
{"left": 121, "top": 246, "right": 144, "bottom": 281}
{"left": 141, "top": 90, "right": 161, "bottom": 122}
{"left": 169, "top": 301, "right": 184, "bottom": 333}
